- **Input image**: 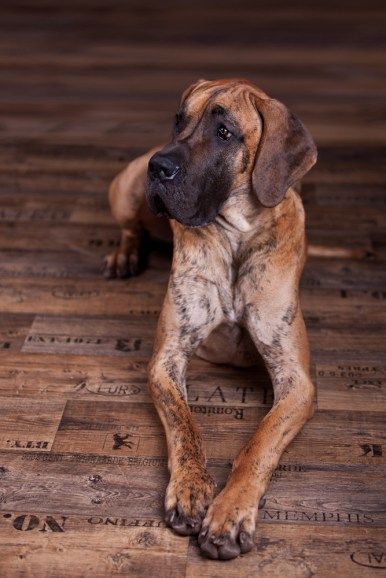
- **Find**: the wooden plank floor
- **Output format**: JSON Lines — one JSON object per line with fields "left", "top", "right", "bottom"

{"left": 0, "top": 1, "right": 385, "bottom": 576}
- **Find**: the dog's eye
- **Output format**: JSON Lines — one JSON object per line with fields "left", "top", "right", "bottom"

{"left": 217, "top": 125, "right": 232, "bottom": 141}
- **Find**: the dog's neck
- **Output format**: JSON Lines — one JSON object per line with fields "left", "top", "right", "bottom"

{"left": 215, "top": 186, "right": 274, "bottom": 235}
{"left": 172, "top": 187, "right": 301, "bottom": 261}
{"left": 214, "top": 186, "right": 253, "bottom": 232}
{"left": 213, "top": 186, "right": 300, "bottom": 257}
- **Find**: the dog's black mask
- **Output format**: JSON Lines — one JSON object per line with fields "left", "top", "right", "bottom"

{"left": 146, "top": 104, "right": 242, "bottom": 227}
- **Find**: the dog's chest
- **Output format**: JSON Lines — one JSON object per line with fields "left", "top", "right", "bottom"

{"left": 220, "top": 260, "right": 258, "bottom": 324}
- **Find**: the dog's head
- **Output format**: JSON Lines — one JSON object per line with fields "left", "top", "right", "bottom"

{"left": 146, "top": 78, "right": 317, "bottom": 227}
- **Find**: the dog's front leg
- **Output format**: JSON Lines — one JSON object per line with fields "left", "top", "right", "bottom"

{"left": 199, "top": 290, "right": 315, "bottom": 559}
{"left": 148, "top": 271, "right": 223, "bottom": 536}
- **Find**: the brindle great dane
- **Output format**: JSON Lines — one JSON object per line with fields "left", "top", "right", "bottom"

{"left": 104, "top": 78, "right": 318, "bottom": 560}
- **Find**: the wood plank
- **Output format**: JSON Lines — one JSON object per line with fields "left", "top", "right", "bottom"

{"left": 50, "top": 400, "right": 386, "bottom": 467}
{"left": 3, "top": 276, "right": 386, "bottom": 328}
{"left": 0, "top": 352, "right": 273, "bottom": 406}
{"left": 21, "top": 315, "right": 155, "bottom": 357}
{"left": 0, "top": 397, "right": 65, "bottom": 452}
{"left": 0, "top": 510, "right": 188, "bottom": 578}
{"left": 186, "top": 525, "right": 386, "bottom": 577}
{"left": 1, "top": 353, "right": 385, "bottom": 413}
{"left": 0, "top": 450, "right": 384, "bottom": 527}
{"left": 0, "top": 313, "right": 35, "bottom": 352}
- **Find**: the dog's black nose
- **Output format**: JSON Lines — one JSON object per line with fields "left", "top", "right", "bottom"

{"left": 148, "top": 154, "right": 180, "bottom": 181}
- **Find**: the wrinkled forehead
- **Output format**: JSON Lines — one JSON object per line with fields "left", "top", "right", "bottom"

{"left": 180, "top": 80, "right": 267, "bottom": 135}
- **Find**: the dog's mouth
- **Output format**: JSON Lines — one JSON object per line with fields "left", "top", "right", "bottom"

{"left": 152, "top": 193, "right": 170, "bottom": 217}
{"left": 149, "top": 191, "right": 216, "bottom": 227}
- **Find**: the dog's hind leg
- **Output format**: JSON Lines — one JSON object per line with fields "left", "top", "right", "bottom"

{"left": 103, "top": 147, "right": 159, "bottom": 278}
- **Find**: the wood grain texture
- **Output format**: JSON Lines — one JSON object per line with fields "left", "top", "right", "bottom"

{"left": 186, "top": 525, "right": 386, "bottom": 577}
{"left": 0, "top": 0, "right": 385, "bottom": 576}
{"left": 0, "top": 510, "right": 188, "bottom": 578}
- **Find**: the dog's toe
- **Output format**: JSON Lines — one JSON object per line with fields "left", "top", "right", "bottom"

{"left": 102, "top": 249, "right": 139, "bottom": 279}
{"left": 199, "top": 526, "right": 254, "bottom": 560}
{"left": 218, "top": 538, "right": 242, "bottom": 560}
{"left": 165, "top": 506, "right": 203, "bottom": 536}
{"left": 101, "top": 255, "right": 117, "bottom": 279}
{"left": 239, "top": 530, "right": 255, "bottom": 554}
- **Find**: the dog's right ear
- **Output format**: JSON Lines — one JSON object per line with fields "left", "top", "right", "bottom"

{"left": 251, "top": 96, "right": 317, "bottom": 207}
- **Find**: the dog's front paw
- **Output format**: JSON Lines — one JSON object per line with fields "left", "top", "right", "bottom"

{"left": 165, "top": 465, "right": 215, "bottom": 536}
{"left": 198, "top": 484, "right": 264, "bottom": 560}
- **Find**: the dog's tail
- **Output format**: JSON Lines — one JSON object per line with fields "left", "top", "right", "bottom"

{"left": 294, "top": 182, "right": 372, "bottom": 260}
{"left": 307, "top": 244, "right": 372, "bottom": 260}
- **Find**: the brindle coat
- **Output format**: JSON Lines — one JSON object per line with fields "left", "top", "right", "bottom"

{"left": 105, "top": 79, "right": 317, "bottom": 560}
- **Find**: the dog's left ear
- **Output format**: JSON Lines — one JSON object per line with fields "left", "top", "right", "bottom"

{"left": 180, "top": 78, "right": 208, "bottom": 104}
{"left": 252, "top": 97, "right": 317, "bottom": 207}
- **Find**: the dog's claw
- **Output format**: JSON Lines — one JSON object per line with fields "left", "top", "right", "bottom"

{"left": 239, "top": 531, "right": 255, "bottom": 553}
{"left": 165, "top": 507, "right": 202, "bottom": 536}
{"left": 259, "top": 495, "right": 266, "bottom": 508}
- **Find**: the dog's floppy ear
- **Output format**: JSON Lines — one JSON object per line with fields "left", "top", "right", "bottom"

{"left": 180, "top": 78, "right": 208, "bottom": 104}
{"left": 251, "top": 96, "right": 317, "bottom": 207}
